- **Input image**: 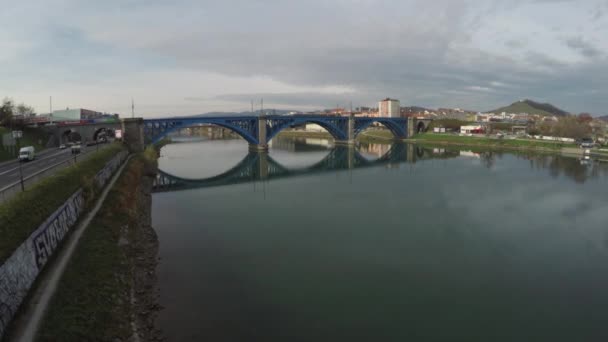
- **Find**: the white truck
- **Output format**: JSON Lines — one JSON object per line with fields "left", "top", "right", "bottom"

{"left": 19, "top": 146, "right": 35, "bottom": 162}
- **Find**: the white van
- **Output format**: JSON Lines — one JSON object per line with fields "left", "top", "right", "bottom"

{"left": 19, "top": 146, "right": 35, "bottom": 162}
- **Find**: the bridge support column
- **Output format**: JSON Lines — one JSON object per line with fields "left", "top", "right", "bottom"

{"left": 407, "top": 117, "right": 415, "bottom": 138}
{"left": 335, "top": 114, "right": 356, "bottom": 146}
{"left": 249, "top": 116, "right": 269, "bottom": 152}
{"left": 122, "top": 118, "right": 144, "bottom": 153}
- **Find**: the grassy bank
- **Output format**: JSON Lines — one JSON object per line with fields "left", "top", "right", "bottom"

{"left": 35, "top": 157, "right": 141, "bottom": 341}
{"left": 408, "top": 133, "right": 577, "bottom": 150}
{"left": 0, "top": 143, "right": 124, "bottom": 265}
{"left": 276, "top": 129, "right": 578, "bottom": 152}
{"left": 0, "top": 127, "right": 48, "bottom": 162}
{"left": 35, "top": 147, "right": 159, "bottom": 341}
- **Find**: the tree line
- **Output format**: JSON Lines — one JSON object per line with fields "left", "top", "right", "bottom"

{"left": 528, "top": 114, "right": 594, "bottom": 140}
{"left": 0, "top": 98, "right": 36, "bottom": 126}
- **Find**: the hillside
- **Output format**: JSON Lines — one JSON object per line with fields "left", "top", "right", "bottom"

{"left": 490, "top": 99, "right": 569, "bottom": 116}
{"left": 599, "top": 115, "right": 608, "bottom": 122}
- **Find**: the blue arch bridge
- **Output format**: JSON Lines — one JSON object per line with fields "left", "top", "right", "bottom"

{"left": 152, "top": 144, "right": 458, "bottom": 193}
{"left": 143, "top": 115, "right": 430, "bottom": 152}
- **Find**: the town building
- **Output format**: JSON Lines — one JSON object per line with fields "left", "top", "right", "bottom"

{"left": 460, "top": 125, "right": 484, "bottom": 134}
{"left": 51, "top": 108, "right": 112, "bottom": 121}
{"left": 378, "top": 98, "right": 400, "bottom": 118}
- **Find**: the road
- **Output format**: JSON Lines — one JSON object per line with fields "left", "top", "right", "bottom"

{"left": 0, "top": 144, "right": 110, "bottom": 190}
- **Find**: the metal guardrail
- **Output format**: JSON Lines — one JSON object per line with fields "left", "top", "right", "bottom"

{"left": 0, "top": 148, "right": 102, "bottom": 204}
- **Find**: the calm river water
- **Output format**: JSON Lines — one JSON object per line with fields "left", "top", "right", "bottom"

{"left": 152, "top": 136, "right": 608, "bottom": 342}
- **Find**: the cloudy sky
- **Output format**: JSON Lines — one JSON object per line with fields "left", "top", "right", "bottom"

{"left": 1, "top": 0, "right": 607, "bottom": 117}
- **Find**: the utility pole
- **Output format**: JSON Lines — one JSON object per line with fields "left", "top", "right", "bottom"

{"left": 261, "top": 98, "right": 264, "bottom": 116}
{"left": 251, "top": 100, "right": 254, "bottom": 113}
{"left": 49, "top": 96, "right": 53, "bottom": 124}
{"left": 131, "top": 98, "right": 135, "bottom": 118}
{"left": 12, "top": 130, "right": 24, "bottom": 191}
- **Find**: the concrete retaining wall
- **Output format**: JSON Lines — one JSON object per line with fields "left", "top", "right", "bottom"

{"left": 0, "top": 150, "right": 128, "bottom": 339}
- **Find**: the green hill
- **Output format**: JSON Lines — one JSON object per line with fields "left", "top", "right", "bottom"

{"left": 490, "top": 99, "right": 569, "bottom": 116}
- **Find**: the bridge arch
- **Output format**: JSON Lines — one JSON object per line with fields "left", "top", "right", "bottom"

{"left": 416, "top": 121, "right": 426, "bottom": 133}
{"left": 265, "top": 117, "right": 349, "bottom": 142}
{"left": 93, "top": 127, "right": 109, "bottom": 141}
{"left": 144, "top": 118, "right": 259, "bottom": 145}
{"left": 354, "top": 118, "right": 407, "bottom": 138}
{"left": 62, "top": 129, "right": 82, "bottom": 143}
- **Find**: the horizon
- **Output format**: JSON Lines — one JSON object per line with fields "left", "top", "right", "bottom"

{"left": 2, "top": 1, "right": 608, "bottom": 117}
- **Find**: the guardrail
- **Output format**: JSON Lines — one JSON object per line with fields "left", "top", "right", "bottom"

{"left": 0, "top": 148, "right": 103, "bottom": 204}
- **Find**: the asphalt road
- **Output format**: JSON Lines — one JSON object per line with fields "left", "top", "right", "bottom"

{"left": 0, "top": 145, "right": 108, "bottom": 190}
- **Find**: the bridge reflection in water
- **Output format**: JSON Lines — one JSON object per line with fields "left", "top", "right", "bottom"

{"left": 153, "top": 144, "right": 438, "bottom": 193}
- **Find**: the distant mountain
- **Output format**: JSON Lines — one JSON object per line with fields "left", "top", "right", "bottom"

{"left": 599, "top": 115, "right": 608, "bottom": 122}
{"left": 490, "top": 99, "right": 570, "bottom": 116}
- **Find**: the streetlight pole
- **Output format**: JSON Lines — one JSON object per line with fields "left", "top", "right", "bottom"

{"left": 12, "top": 130, "right": 24, "bottom": 191}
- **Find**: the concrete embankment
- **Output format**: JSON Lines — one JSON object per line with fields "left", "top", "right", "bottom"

{"left": 25, "top": 149, "right": 162, "bottom": 341}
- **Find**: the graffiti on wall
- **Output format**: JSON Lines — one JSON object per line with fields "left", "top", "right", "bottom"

{"left": 0, "top": 151, "right": 127, "bottom": 339}
{"left": 33, "top": 191, "right": 84, "bottom": 269}
{"left": 95, "top": 151, "right": 127, "bottom": 188}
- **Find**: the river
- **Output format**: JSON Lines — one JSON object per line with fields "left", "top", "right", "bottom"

{"left": 152, "top": 136, "right": 608, "bottom": 341}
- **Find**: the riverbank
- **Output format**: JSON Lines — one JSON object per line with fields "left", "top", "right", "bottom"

{"left": 33, "top": 148, "right": 161, "bottom": 341}
{"left": 407, "top": 133, "right": 577, "bottom": 150}
{"left": 277, "top": 130, "right": 603, "bottom": 155}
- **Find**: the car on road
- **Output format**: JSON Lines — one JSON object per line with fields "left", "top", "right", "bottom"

{"left": 59, "top": 144, "right": 66, "bottom": 149}
{"left": 19, "top": 146, "right": 35, "bottom": 162}
{"left": 71, "top": 144, "right": 81, "bottom": 155}
{"left": 580, "top": 138, "right": 595, "bottom": 149}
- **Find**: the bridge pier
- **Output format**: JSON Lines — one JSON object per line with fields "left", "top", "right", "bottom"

{"left": 122, "top": 118, "right": 144, "bottom": 153}
{"left": 249, "top": 144, "right": 269, "bottom": 152}
{"left": 334, "top": 114, "right": 356, "bottom": 146}
{"left": 407, "top": 117, "right": 415, "bottom": 138}
{"left": 249, "top": 115, "right": 269, "bottom": 152}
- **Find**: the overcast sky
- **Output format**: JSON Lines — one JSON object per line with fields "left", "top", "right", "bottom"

{"left": 1, "top": 0, "right": 608, "bottom": 117}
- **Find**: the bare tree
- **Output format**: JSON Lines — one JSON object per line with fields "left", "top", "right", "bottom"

{"left": 15, "top": 103, "right": 35, "bottom": 117}
{"left": 0, "top": 98, "right": 15, "bottom": 126}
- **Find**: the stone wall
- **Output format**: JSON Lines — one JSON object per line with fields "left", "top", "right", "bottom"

{"left": 0, "top": 150, "right": 128, "bottom": 339}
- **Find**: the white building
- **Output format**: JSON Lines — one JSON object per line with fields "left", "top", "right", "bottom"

{"left": 378, "top": 98, "right": 400, "bottom": 118}
{"left": 460, "top": 125, "right": 484, "bottom": 134}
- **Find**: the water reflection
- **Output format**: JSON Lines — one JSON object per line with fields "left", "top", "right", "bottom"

{"left": 152, "top": 137, "right": 608, "bottom": 342}
{"left": 154, "top": 144, "right": 424, "bottom": 193}
{"left": 155, "top": 139, "right": 607, "bottom": 193}
{"left": 458, "top": 150, "right": 608, "bottom": 184}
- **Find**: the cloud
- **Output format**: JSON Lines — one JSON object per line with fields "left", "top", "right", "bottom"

{"left": 1, "top": 0, "right": 608, "bottom": 116}
{"left": 564, "top": 36, "right": 603, "bottom": 58}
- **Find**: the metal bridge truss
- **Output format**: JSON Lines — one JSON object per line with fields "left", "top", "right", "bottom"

{"left": 144, "top": 115, "right": 408, "bottom": 145}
